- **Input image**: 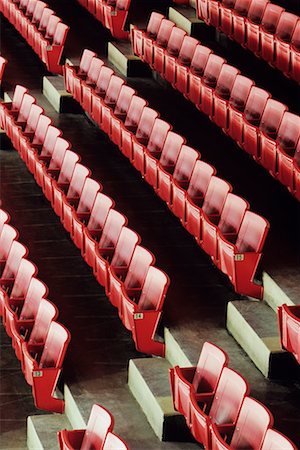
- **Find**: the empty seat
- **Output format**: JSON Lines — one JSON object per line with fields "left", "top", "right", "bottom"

{"left": 0, "top": 84, "right": 28, "bottom": 130}
{"left": 146, "top": 18, "right": 175, "bottom": 67}
{"left": 210, "top": 396, "right": 274, "bottom": 450}
{"left": 103, "top": 0, "right": 130, "bottom": 40}
{"left": 79, "top": 57, "right": 105, "bottom": 111}
{"left": 19, "top": 114, "right": 52, "bottom": 164}
{"left": 261, "top": 428, "right": 298, "bottom": 450}
{"left": 13, "top": 104, "right": 44, "bottom": 152}
{"left": 22, "top": 321, "right": 71, "bottom": 412}
{"left": 6, "top": 93, "right": 36, "bottom": 145}
{"left": 274, "top": 12, "right": 299, "bottom": 74}
{"left": 109, "top": 85, "right": 136, "bottom": 147}
{"left": 291, "top": 21, "right": 300, "bottom": 83}
{"left": 213, "top": 64, "right": 240, "bottom": 128}
{"left": 27, "top": 125, "right": 62, "bottom": 176}
{"left": 26, "top": 1, "right": 48, "bottom": 47}
{"left": 0, "top": 224, "right": 19, "bottom": 268}
{"left": 132, "top": 12, "right": 164, "bottom": 60}
{"left": 190, "top": 368, "right": 249, "bottom": 448}
{"left": 58, "top": 404, "right": 114, "bottom": 449}
{"left": 174, "top": 36, "right": 199, "bottom": 94}
{"left": 218, "top": 210, "right": 269, "bottom": 298}
{"left": 200, "top": 54, "right": 226, "bottom": 116}
{"left": 169, "top": 341, "right": 228, "bottom": 426}
{"left": 64, "top": 49, "right": 96, "bottom": 96}
{"left": 103, "top": 432, "right": 129, "bottom": 450}
{"left": 0, "top": 56, "right": 7, "bottom": 84}
{"left": 278, "top": 304, "right": 300, "bottom": 364}
{"left": 119, "top": 96, "right": 148, "bottom": 157}
{"left": 276, "top": 113, "right": 300, "bottom": 190}
{"left": 260, "top": 4, "right": 284, "bottom": 64}
{"left": 156, "top": 26, "right": 186, "bottom": 82}
{"left": 245, "top": 0, "right": 269, "bottom": 53}
{"left": 99, "top": 75, "right": 125, "bottom": 134}
{"left": 90, "top": 66, "right": 114, "bottom": 125}
{"left": 0, "top": 210, "right": 10, "bottom": 235}
{"left": 219, "top": 0, "right": 237, "bottom": 36}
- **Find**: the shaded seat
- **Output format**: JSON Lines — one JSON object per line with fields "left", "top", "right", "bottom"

{"left": 109, "top": 85, "right": 136, "bottom": 147}
{"left": 0, "top": 56, "right": 7, "bottom": 85}
{"left": 200, "top": 54, "right": 226, "bottom": 116}
{"left": 174, "top": 36, "right": 199, "bottom": 95}
{"left": 210, "top": 396, "right": 274, "bottom": 449}
{"left": 260, "top": 4, "right": 284, "bottom": 65}
{"left": 212, "top": 64, "right": 241, "bottom": 128}
{"left": 278, "top": 304, "right": 300, "bottom": 364}
{"left": 64, "top": 49, "right": 96, "bottom": 97}
{"left": 22, "top": 321, "right": 71, "bottom": 412}
{"left": 274, "top": 12, "right": 299, "bottom": 75}
{"left": 219, "top": 0, "right": 237, "bottom": 37}
{"left": 146, "top": 18, "right": 175, "bottom": 68}
{"left": 187, "top": 45, "right": 212, "bottom": 105}
{"left": 190, "top": 368, "right": 250, "bottom": 448}
{"left": 245, "top": 0, "right": 269, "bottom": 54}
{"left": 90, "top": 66, "right": 115, "bottom": 126}
{"left": 276, "top": 114, "right": 300, "bottom": 190}
{"left": 132, "top": 11, "right": 164, "bottom": 62}
{"left": 169, "top": 341, "right": 228, "bottom": 426}
{"left": 57, "top": 404, "right": 114, "bottom": 450}
{"left": 27, "top": 124, "right": 62, "bottom": 176}
{"left": 119, "top": 95, "right": 147, "bottom": 157}
{"left": 94, "top": 74, "right": 125, "bottom": 133}
{"left": 291, "top": 21, "right": 300, "bottom": 83}
{"left": 231, "top": 0, "right": 253, "bottom": 45}
{"left": 261, "top": 428, "right": 298, "bottom": 450}
{"left": 0, "top": 224, "right": 19, "bottom": 270}
{"left": 155, "top": 26, "right": 187, "bottom": 82}
{"left": 79, "top": 57, "right": 105, "bottom": 111}
{"left": 26, "top": 1, "right": 48, "bottom": 47}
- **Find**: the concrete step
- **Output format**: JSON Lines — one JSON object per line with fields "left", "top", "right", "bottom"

{"left": 128, "top": 357, "right": 194, "bottom": 442}
{"left": 43, "top": 76, "right": 80, "bottom": 113}
{"left": 108, "top": 41, "right": 151, "bottom": 77}
{"left": 168, "top": 5, "right": 212, "bottom": 39}
{"left": 27, "top": 413, "right": 72, "bottom": 450}
{"left": 226, "top": 299, "right": 298, "bottom": 379}
{"left": 263, "top": 271, "right": 299, "bottom": 312}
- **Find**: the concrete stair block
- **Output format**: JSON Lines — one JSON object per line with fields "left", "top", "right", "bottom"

{"left": 164, "top": 327, "right": 193, "bottom": 368}
{"left": 43, "top": 76, "right": 80, "bottom": 113}
{"left": 226, "top": 300, "right": 298, "bottom": 379}
{"left": 64, "top": 384, "right": 87, "bottom": 429}
{"left": 27, "top": 414, "right": 71, "bottom": 450}
{"left": 108, "top": 42, "right": 151, "bottom": 77}
{"left": 128, "top": 357, "right": 194, "bottom": 442}
{"left": 263, "top": 271, "right": 298, "bottom": 312}
{"left": 168, "top": 6, "right": 211, "bottom": 39}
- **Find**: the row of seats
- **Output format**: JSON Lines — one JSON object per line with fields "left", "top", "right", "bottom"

{"left": 77, "top": 0, "right": 130, "bottom": 39}
{"left": 195, "top": 0, "right": 300, "bottom": 83}
{"left": 0, "top": 84, "right": 170, "bottom": 357}
{"left": 278, "top": 304, "right": 300, "bottom": 365}
{"left": 0, "top": 56, "right": 7, "bottom": 85}
{"left": 131, "top": 13, "right": 300, "bottom": 201}
{"left": 58, "top": 404, "right": 129, "bottom": 449}
{"left": 0, "top": 209, "right": 71, "bottom": 413}
{"left": 0, "top": 0, "right": 69, "bottom": 74}
{"left": 169, "top": 341, "right": 297, "bottom": 449}
{"left": 64, "top": 49, "right": 270, "bottom": 299}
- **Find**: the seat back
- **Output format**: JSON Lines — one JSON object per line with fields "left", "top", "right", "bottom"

{"left": 40, "top": 126, "right": 62, "bottom": 158}
{"left": 113, "top": 85, "right": 136, "bottom": 117}
{"left": 276, "top": 12, "right": 298, "bottom": 43}
{"left": 110, "top": 227, "right": 141, "bottom": 271}
{"left": 24, "top": 105, "right": 44, "bottom": 134}
{"left": 76, "top": 178, "right": 102, "bottom": 215}
{"left": 45, "top": 15, "right": 61, "bottom": 39}
{"left": 31, "top": 1, "right": 47, "bottom": 25}
{"left": 166, "top": 27, "right": 186, "bottom": 57}
{"left": 39, "top": 8, "right": 55, "bottom": 32}
{"left": 247, "top": 0, "right": 268, "bottom": 25}
{"left": 0, "top": 56, "right": 6, "bottom": 83}
{"left": 81, "top": 404, "right": 114, "bottom": 450}
{"left": 173, "top": 145, "right": 199, "bottom": 185}
{"left": 261, "top": 428, "right": 298, "bottom": 450}
{"left": 85, "top": 57, "right": 104, "bottom": 86}
{"left": 52, "top": 23, "right": 69, "bottom": 46}
{"left": 57, "top": 150, "right": 80, "bottom": 184}
{"left": 146, "top": 12, "right": 165, "bottom": 38}
{"left": 135, "top": 107, "right": 159, "bottom": 143}
{"left": 124, "top": 245, "right": 155, "bottom": 291}
{"left": 39, "top": 321, "right": 70, "bottom": 369}
{"left": 291, "top": 20, "right": 300, "bottom": 51}
{"left": 116, "top": 0, "right": 130, "bottom": 10}
{"left": 190, "top": 45, "right": 212, "bottom": 76}
{"left": 222, "top": 0, "right": 237, "bottom": 10}
{"left": 202, "top": 55, "right": 226, "bottom": 87}
{"left": 209, "top": 368, "right": 250, "bottom": 425}
{"left": 156, "top": 19, "right": 175, "bottom": 48}
{"left": 0, "top": 210, "right": 10, "bottom": 236}
{"left": 218, "top": 193, "right": 249, "bottom": 236}
{"left": 103, "top": 432, "right": 129, "bottom": 450}
{"left": 202, "top": 176, "right": 232, "bottom": 216}
{"left": 66, "top": 164, "right": 91, "bottom": 199}
{"left": 0, "top": 224, "right": 18, "bottom": 261}
{"left": 278, "top": 304, "right": 300, "bottom": 359}
{"left": 98, "top": 209, "right": 127, "bottom": 251}
{"left": 10, "top": 259, "right": 37, "bottom": 299}
{"left": 11, "top": 85, "right": 28, "bottom": 112}
{"left": 178, "top": 36, "right": 199, "bottom": 66}
{"left": 28, "top": 299, "right": 58, "bottom": 346}
{"left": 95, "top": 66, "right": 114, "bottom": 96}
{"left": 187, "top": 160, "right": 216, "bottom": 203}
{"left": 138, "top": 266, "right": 170, "bottom": 311}
{"left": 233, "top": 0, "right": 251, "bottom": 17}
{"left": 19, "top": 278, "right": 48, "bottom": 321}
{"left": 229, "top": 75, "right": 254, "bottom": 112}
{"left": 16, "top": 94, "right": 36, "bottom": 123}
{"left": 32, "top": 115, "right": 52, "bottom": 146}
{"left": 159, "top": 132, "right": 186, "bottom": 170}
{"left": 87, "top": 193, "right": 115, "bottom": 233}
{"left": 193, "top": 342, "right": 228, "bottom": 392}
{"left": 25, "top": 0, "right": 37, "bottom": 18}
{"left": 230, "top": 397, "right": 273, "bottom": 448}
{"left": 236, "top": 211, "right": 270, "bottom": 253}
{"left": 104, "top": 75, "right": 125, "bottom": 106}
{"left": 260, "top": 99, "right": 288, "bottom": 139}
{"left": 244, "top": 87, "right": 270, "bottom": 125}
{"left": 1, "top": 241, "right": 28, "bottom": 281}
{"left": 147, "top": 119, "right": 172, "bottom": 155}
{"left": 48, "top": 138, "right": 70, "bottom": 170}
{"left": 277, "top": 112, "right": 300, "bottom": 156}
{"left": 78, "top": 49, "right": 97, "bottom": 76}
{"left": 261, "top": 3, "right": 284, "bottom": 34}
{"left": 215, "top": 65, "right": 240, "bottom": 100}
{"left": 124, "top": 96, "right": 148, "bottom": 130}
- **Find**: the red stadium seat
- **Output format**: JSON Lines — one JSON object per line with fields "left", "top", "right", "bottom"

{"left": 13, "top": 104, "right": 44, "bottom": 152}
{"left": 99, "top": 75, "right": 125, "bottom": 134}
{"left": 213, "top": 64, "right": 241, "bottom": 128}
{"left": 103, "top": 0, "right": 130, "bottom": 40}
{"left": 261, "top": 428, "right": 298, "bottom": 450}
{"left": 0, "top": 224, "right": 19, "bottom": 266}
{"left": 120, "top": 96, "right": 148, "bottom": 157}
{"left": 210, "top": 396, "right": 274, "bottom": 450}
{"left": 0, "top": 56, "right": 7, "bottom": 85}
{"left": 156, "top": 27, "right": 187, "bottom": 82}
{"left": 26, "top": 1, "right": 48, "bottom": 47}
{"left": 219, "top": 0, "right": 237, "bottom": 37}
{"left": 186, "top": 44, "right": 212, "bottom": 104}
{"left": 19, "top": 114, "right": 52, "bottom": 163}
{"left": 27, "top": 124, "right": 62, "bottom": 176}
{"left": 174, "top": 36, "right": 199, "bottom": 94}
{"left": 103, "top": 432, "right": 129, "bottom": 450}
{"left": 169, "top": 341, "right": 228, "bottom": 426}
{"left": 80, "top": 57, "right": 105, "bottom": 112}
{"left": 245, "top": 0, "right": 269, "bottom": 53}
{"left": 260, "top": 4, "right": 284, "bottom": 65}
{"left": 291, "top": 21, "right": 300, "bottom": 83}
{"left": 109, "top": 85, "right": 136, "bottom": 147}
{"left": 200, "top": 54, "right": 226, "bottom": 116}
{"left": 149, "top": 19, "right": 175, "bottom": 68}
{"left": 64, "top": 49, "right": 96, "bottom": 96}
{"left": 276, "top": 114, "right": 300, "bottom": 190}
{"left": 132, "top": 12, "right": 164, "bottom": 61}
{"left": 218, "top": 211, "right": 269, "bottom": 298}
{"left": 91, "top": 66, "right": 114, "bottom": 125}
{"left": 0, "top": 210, "right": 10, "bottom": 235}
{"left": 278, "top": 304, "right": 300, "bottom": 364}
{"left": 274, "top": 13, "right": 299, "bottom": 75}
{"left": 232, "top": 0, "right": 253, "bottom": 45}
{"left": 6, "top": 93, "right": 36, "bottom": 146}
{"left": 190, "top": 368, "right": 249, "bottom": 448}
{"left": 0, "top": 84, "right": 28, "bottom": 130}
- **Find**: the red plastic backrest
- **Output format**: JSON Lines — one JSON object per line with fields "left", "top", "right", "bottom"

{"left": 57, "top": 150, "right": 80, "bottom": 184}
{"left": 159, "top": 132, "right": 186, "bottom": 168}
{"left": 19, "top": 278, "right": 48, "bottom": 321}
{"left": 40, "top": 126, "right": 62, "bottom": 158}
{"left": 116, "top": 0, "right": 130, "bottom": 10}
{"left": 124, "top": 96, "right": 147, "bottom": 129}
{"left": 79, "top": 49, "right": 97, "bottom": 76}
{"left": 85, "top": 58, "right": 104, "bottom": 85}
{"left": 24, "top": 105, "right": 44, "bottom": 134}
{"left": 247, "top": 0, "right": 268, "bottom": 24}
{"left": 260, "top": 99, "right": 288, "bottom": 138}
{"left": 104, "top": 76, "right": 125, "bottom": 106}
{"left": 261, "top": 3, "right": 284, "bottom": 33}
{"left": 244, "top": 87, "right": 270, "bottom": 125}
{"left": 11, "top": 85, "right": 28, "bottom": 111}
{"left": 0, "top": 225, "right": 18, "bottom": 261}
{"left": 193, "top": 341, "right": 228, "bottom": 392}
{"left": 103, "top": 432, "right": 129, "bottom": 450}
{"left": 95, "top": 67, "right": 114, "bottom": 96}
{"left": 110, "top": 227, "right": 141, "bottom": 269}
{"left": 0, "top": 210, "right": 10, "bottom": 236}
{"left": 280, "top": 304, "right": 300, "bottom": 357}
{"left": 25, "top": 0, "right": 37, "bottom": 17}
{"left": 218, "top": 193, "right": 249, "bottom": 235}
{"left": 291, "top": 20, "right": 300, "bottom": 50}
{"left": 98, "top": 209, "right": 127, "bottom": 250}
{"left": 66, "top": 164, "right": 90, "bottom": 198}
{"left": 156, "top": 19, "right": 175, "bottom": 47}
{"left": 39, "top": 8, "right": 55, "bottom": 31}
{"left": 114, "top": 85, "right": 136, "bottom": 116}
{"left": 77, "top": 178, "right": 101, "bottom": 214}
{"left": 190, "top": 45, "right": 212, "bottom": 76}
{"left": 17, "top": 94, "right": 36, "bottom": 123}
{"left": 87, "top": 193, "right": 114, "bottom": 233}
{"left": 31, "top": 1, "right": 47, "bottom": 24}
{"left": 229, "top": 75, "right": 255, "bottom": 111}
{"left": 236, "top": 211, "right": 269, "bottom": 253}
{"left": 147, "top": 119, "right": 172, "bottom": 154}
{"left": 48, "top": 137, "right": 70, "bottom": 170}
{"left": 277, "top": 112, "right": 300, "bottom": 155}
{"left": 124, "top": 246, "right": 155, "bottom": 291}
{"left": 82, "top": 404, "right": 114, "bottom": 450}
{"left": 215, "top": 64, "right": 240, "bottom": 99}
{"left": 166, "top": 27, "right": 187, "bottom": 56}
{"left": 276, "top": 12, "right": 299, "bottom": 43}
{"left": 147, "top": 12, "right": 165, "bottom": 38}
{"left": 222, "top": 0, "right": 237, "bottom": 9}
{"left": 173, "top": 145, "right": 199, "bottom": 184}
{"left": 52, "top": 23, "right": 69, "bottom": 46}
{"left": 187, "top": 160, "right": 216, "bottom": 202}
{"left": 261, "top": 428, "right": 298, "bottom": 450}
{"left": 19, "top": 0, "right": 29, "bottom": 11}
{"left": 203, "top": 55, "right": 226, "bottom": 87}
{"left": 40, "top": 321, "right": 70, "bottom": 369}
{"left": 33, "top": 115, "right": 52, "bottom": 145}
{"left": 233, "top": 0, "right": 252, "bottom": 16}
{"left": 178, "top": 36, "right": 199, "bottom": 66}
{"left": 1, "top": 241, "right": 28, "bottom": 280}
{"left": 135, "top": 107, "right": 159, "bottom": 141}
{"left": 29, "top": 299, "right": 58, "bottom": 345}
{"left": 230, "top": 397, "right": 274, "bottom": 448}
{"left": 202, "top": 176, "right": 232, "bottom": 216}
{"left": 0, "top": 56, "right": 7, "bottom": 81}
{"left": 45, "top": 15, "right": 61, "bottom": 39}
{"left": 138, "top": 266, "right": 169, "bottom": 311}
{"left": 10, "top": 259, "right": 37, "bottom": 299}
